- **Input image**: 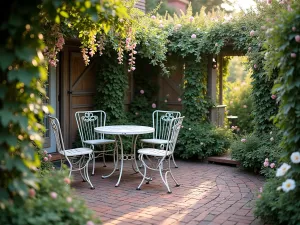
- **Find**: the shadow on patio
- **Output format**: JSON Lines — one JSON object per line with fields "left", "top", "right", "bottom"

{"left": 72, "top": 160, "right": 265, "bottom": 225}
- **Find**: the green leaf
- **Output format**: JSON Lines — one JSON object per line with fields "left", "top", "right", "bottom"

{"left": 15, "top": 47, "right": 36, "bottom": 62}
{"left": 59, "top": 11, "right": 69, "bottom": 18}
{"left": 0, "top": 49, "right": 15, "bottom": 70}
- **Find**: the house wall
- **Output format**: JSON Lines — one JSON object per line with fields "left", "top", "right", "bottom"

{"left": 134, "top": 0, "right": 146, "bottom": 12}
{"left": 168, "top": 0, "right": 189, "bottom": 13}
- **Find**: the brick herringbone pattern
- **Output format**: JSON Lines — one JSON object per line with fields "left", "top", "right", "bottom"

{"left": 73, "top": 160, "right": 265, "bottom": 225}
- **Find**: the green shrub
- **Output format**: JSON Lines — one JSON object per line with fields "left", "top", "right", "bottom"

{"left": 230, "top": 129, "right": 283, "bottom": 173}
{"left": 0, "top": 169, "right": 100, "bottom": 225}
{"left": 254, "top": 177, "right": 300, "bottom": 225}
{"left": 176, "top": 120, "right": 233, "bottom": 160}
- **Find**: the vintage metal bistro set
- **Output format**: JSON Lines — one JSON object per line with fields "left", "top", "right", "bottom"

{"left": 48, "top": 110, "right": 184, "bottom": 193}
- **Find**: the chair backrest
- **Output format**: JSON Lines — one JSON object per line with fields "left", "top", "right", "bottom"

{"left": 166, "top": 116, "right": 184, "bottom": 154}
{"left": 152, "top": 110, "right": 181, "bottom": 140}
{"left": 75, "top": 110, "right": 107, "bottom": 145}
{"left": 48, "top": 115, "right": 65, "bottom": 154}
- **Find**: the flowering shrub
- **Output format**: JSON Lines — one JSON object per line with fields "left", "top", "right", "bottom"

{"left": 176, "top": 120, "right": 233, "bottom": 159}
{"left": 0, "top": 170, "right": 100, "bottom": 225}
{"left": 254, "top": 1, "right": 300, "bottom": 224}
{"left": 230, "top": 129, "right": 283, "bottom": 173}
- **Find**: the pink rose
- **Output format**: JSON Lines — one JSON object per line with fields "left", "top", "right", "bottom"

{"left": 267, "top": 0, "right": 272, "bottom": 4}
{"left": 69, "top": 207, "right": 75, "bottom": 213}
{"left": 44, "top": 150, "right": 48, "bottom": 154}
{"left": 271, "top": 94, "right": 276, "bottom": 99}
{"left": 257, "top": 194, "right": 262, "bottom": 199}
{"left": 263, "top": 161, "right": 269, "bottom": 167}
{"left": 259, "top": 187, "right": 263, "bottom": 193}
{"left": 43, "top": 157, "right": 48, "bottom": 162}
{"left": 48, "top": 154, "right": 52, "bottom": 158}
{"left": 29, "top": 188, "right": 36, "bottom": 198}
{"left": 151, "top": 15, "right": 156, "bottom": 19}
{"left": 131, "top": 67, "right": 136, "bottom": 71}
{"left": 189, "top": 16, "right": 194, "bottom": 22}
{"left": 86, "top": 221, "right": 95, "bottom": 225}
{"left": 241, "top": 139, "right": 246, "bottom": 143}
{"left": 191, "top": 34, "right": 196, "bottom": 39}
{"left": 152, "top": 103, "right": 156, "bottom": 109}
{"left": 270, "top": 163, "right": 275, "bottom": 168}
{"left": 140, "top": 90, "right": 144, "bottom": 94}
{"left": 253, "top": 64, "right": 257, "bottom": 69}
{"left": 291, "top": 53, "right": 297, "bottom": 58}
{"left": 265, "top": 158, "right": 269, "bottom": 162}
{"left": 66, "top": 197, "right": 72, "bottom": 203}
{"left": 50, "top": 192, "right": 57, "bottom": 199}
{"left": 295, "top": 35, "right": 300, "bottom": 43}
{"left": 178, "top": 98, "right": 182, "bottom": 102}
{"left": 64, "top": 177, "right": 71, "bottom": 184}
{"left": 250, "top": 30, "right": 255, "bottom": 36}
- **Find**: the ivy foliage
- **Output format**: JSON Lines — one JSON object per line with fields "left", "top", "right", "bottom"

{"left": 95, "top": 54, "right": 128, "bottom": 123}
{"left": 254, "top": 1, "right": 300, "bottom": 224}
{"left": 0, "top": 1, "right": 129, "bottom": 223}
{"left": 182, "top": 57, "right": 212, "bottom": 121}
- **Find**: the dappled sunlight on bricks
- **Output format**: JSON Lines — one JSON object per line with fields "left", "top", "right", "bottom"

{"left": 71, "top": 160, "right": 264, "bottom": 225}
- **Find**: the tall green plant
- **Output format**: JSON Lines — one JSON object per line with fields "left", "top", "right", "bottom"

{"left": 182, "top": 57, "right": 212, "bottom": 121}
{"left": 254, "top": 1, "right": 300, "bottom": 224}
{"left": 0, "top": 0, "right": 128, "bottom": 221}
{"left": 95, "top": 54, "right": 128, "bottom": 123}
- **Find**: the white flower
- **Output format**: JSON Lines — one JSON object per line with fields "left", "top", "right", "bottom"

{"left": 270, "top": 137, "right": 274, "bottom": 141}
{"left": 290, "top": 152, "right": 300, "bottom": 164}
{"left": 270, "top": 131, "right": 272, "bottom": 135}
{"left": 282, "top": 179, "right": 296, "bottom": 193}
{"left": 188, "top": 128, "right": 191, "bottom": 130}
{"left": 191, "top": 34, "right": 196, "bottom": 39}
{"left": 276, "top": 163, "right": 291, "bottom": 177}
{"left": 276, "top": 186, "right": 282, "bottom": 191}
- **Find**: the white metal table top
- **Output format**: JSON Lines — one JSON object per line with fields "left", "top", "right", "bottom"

{"left": 94, "top": 125, "right": 154, "bottom": 135}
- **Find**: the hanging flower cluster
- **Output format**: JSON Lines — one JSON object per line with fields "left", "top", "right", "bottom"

{"left": 43, "top": 25, "right": 65, "bottom": 67}
{"left": 97, "top": 35, "right": 106, "bottom": 56}
{"left": 125, "top": 28, "right": 137, "bottom": 72}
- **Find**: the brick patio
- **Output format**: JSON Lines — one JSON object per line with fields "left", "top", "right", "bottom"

{"left": 73, "top": 160, "right": 265, "bottom": 225}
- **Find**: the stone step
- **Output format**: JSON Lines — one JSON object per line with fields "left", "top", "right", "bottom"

{"left": 207, "top": 155, "right": 240, "bottom": 167}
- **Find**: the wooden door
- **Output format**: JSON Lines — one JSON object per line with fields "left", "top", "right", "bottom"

{"left": 60, "top": 43, "right": 97, "bottom": 148}
{"left": 158, "top": 55, "right": 183, "bottom": 111}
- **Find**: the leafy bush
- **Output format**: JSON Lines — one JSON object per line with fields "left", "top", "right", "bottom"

{"left": 254, "top": 177, "right": 300, "bottom": 225}
{"left": 176, "top": 120, "right": 233, "bottom": 160}
{"left": 0, "top": 169, "right": 100, "bottom": 225}
{"left": 230, "top": 129, "right": 283, "bottom": 173}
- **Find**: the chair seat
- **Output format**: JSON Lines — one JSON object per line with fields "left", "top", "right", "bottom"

{"left": 140, "top": 139, "right": 168, "bottom": 145}
{"left": 84, "top": 139, "right": 115, "bottom": 145}
{"left": 60, "top": 148, "right": 93, "bottom": 157}
{"left": 138, "top": 148, "right": 172, "bottom": 157}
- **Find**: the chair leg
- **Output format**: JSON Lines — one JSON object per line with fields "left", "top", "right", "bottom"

{"left": 159, "top": 162, "right": 172, "bottom": 194}
{"left": 84, "top": 155, "right": 94, "bottom": 189}
{"left": 137, "top": 155, "right": 147, "bottom": 190}
{"left": 171, "top": 154, "right": 179, "bottom": 168}
{"left": 103, "top": 145, "right": 107, "bottom": 167}
{"left": 92, "top": 151, "right": 95, "bottom": 176}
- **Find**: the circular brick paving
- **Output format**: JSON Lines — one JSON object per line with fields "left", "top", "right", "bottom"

{"left": 73, "top": 160, "right": 265, "bottom": 225}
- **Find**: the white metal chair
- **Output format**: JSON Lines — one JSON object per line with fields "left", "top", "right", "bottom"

{"left": 140, "top": 110, "right": 181, "bottom": 168}
{"left": 48, "top": 115, "right": 94, "bottom": 189}
{"left": 75, "top": 110, "right": 117, "bottom": 175}
{"left": 137, "top": 116, "right": 184, "bottom": 194}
